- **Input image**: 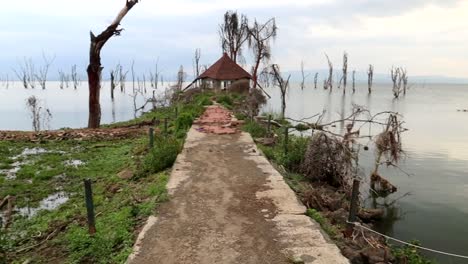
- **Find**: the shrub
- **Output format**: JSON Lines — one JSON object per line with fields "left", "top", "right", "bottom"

{"left": 216, "top": 94, "right": 234, "bottom": 108}
{"left": 392, "top": 241, "right": 434, "bottom": 264}
{"left": 175, "top": 113, "right": 195, "bottom": 133}
{"left": 242, "top": 120, "right": 267, "bottom": 138}
{"left": 138, "top": 137, "right": 181, "bottom": 177}
{"left": 276, "top": 135, "right": 309, "bottom": 172}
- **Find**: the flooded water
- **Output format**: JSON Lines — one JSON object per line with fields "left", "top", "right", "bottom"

{"left": 17, "top": 191, "right": 69, "bottom": 218}
{"left": 0, "top": 82, "right": 159, "bottom": 131}
{"left": 263, "top": 83, "right": 468, "bottom": 263}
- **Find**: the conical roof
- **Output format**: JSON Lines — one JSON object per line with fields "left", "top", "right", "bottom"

{"left": 197, "top": 53, "right": 252, "bottom": 80}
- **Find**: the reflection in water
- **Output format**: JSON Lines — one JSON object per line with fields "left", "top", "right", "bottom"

{"left": 263, "top": 83, "right": 468, "bottom": 263}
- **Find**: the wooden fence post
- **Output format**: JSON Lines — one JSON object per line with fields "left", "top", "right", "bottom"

{"left": 346, "top": 179, "right": 360, "bottom": 236}
{"left": 84, "top": 179, "right": 96, "bottom": 235}
{"left": 149, "top": 127, "right": 154, "bottom": 148}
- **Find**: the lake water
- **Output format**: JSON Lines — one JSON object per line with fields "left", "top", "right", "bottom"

{"left": 0, "top": 82, "right": 158, "bottom": 131}
{"left": 263, "top": 83, "right": 468, "bottom": 263}
{"left": 1, "top": 81, "right": 468, "bottom": 263}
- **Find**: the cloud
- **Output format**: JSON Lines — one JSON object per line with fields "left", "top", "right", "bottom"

{"left": 0, "top": 0, "right": 467, "bottom": 79}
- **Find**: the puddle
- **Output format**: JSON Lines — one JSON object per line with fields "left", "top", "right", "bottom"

{"left": 0, "top": 148, "right": 67, "bottom": 180}
{"left": 0, "top": 161, "right": 29, "bottom": 180}
{"left": 64, "top": 160, "right": 85, "bottom": 168}
{"left": 16, "top": 192, "right": 69, "bottom": 218}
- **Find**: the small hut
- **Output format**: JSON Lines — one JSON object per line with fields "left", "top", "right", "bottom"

{"left": 185, "top": 53, "right": 252, "bottom": 93}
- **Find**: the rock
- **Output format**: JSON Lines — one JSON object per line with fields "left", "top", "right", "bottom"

{"left": 360, "top": 247, "right": 392, "bottom": 264}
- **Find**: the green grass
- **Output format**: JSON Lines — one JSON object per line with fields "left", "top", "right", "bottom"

{"left": 306, "top": 209, "right": 338, "bottom": 239}
{"left": 0, "top": 92, "right": 213, "bottom": 263}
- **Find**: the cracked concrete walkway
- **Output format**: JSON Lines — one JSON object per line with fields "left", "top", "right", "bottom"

{"left": 128, "top": 111, "right": 348, "bottom": 264}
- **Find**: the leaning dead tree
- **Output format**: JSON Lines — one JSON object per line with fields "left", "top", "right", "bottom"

{"left": 325, "top": 54, "right": 333, "bottom": 91}
{"left": 219, "top": 11, "right": 249, "bottom": 63}
{"left": 87, "top": 0, "right": 139, "bottom": 129}
{"left": 35, "top": 53, "right": 55, "bottom": 90}
{"left": 270, "top": 64, "right": 290, "bottom": 120}
{"left": 300, "top": 60, "right": 311, "bottom": 90}
{"left": 247, "top": 18, "right": 277, "bottom": 91}
{"left": 367, "top": 64, "right": 374, "bottom": 94}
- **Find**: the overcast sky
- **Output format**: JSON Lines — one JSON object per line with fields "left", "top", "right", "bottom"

{"left": 1, "top": 0, "right": 467, "bottom": 80}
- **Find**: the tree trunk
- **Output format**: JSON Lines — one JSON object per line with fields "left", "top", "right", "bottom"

{"left": 87, "top": 0, "right": 139, "bottom": 129}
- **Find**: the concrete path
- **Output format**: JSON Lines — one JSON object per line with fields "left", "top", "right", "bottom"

{"left": 128, "top": 107, "right": 348, "bottom": 264}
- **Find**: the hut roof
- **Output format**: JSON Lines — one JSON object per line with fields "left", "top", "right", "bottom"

{"left": 197, "top": 53, "right": 252, "bottom": 81}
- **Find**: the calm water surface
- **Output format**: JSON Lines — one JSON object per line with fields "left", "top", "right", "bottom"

{"left": 0, "top": 82, "right": 156, "bottom": 130}
{"left": 263, "top": 83, "right": 468, "bottom": 263}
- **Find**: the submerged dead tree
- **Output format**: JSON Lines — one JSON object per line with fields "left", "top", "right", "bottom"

{"left": 219, "top": 11, "right": 249, "bottom": 63}
{"left": 247, "top": 18, "right": 277, "bottom": 91}
{"left": 314, "top": 72, "right": 318, "bottom": 89}
{"left": 367, "top": 64, "right": 374, "bottom": 94}
{"left": 270, "top": 64, "right": 290, "bottom": 120}
{"left": 36, "top": 53, "right": 55, "bottom": 90}
{"left": 342, "top": 52, "right": 348, "bottom": 94}
{"left": 87, "top": 0, "right": 139, "bottom": 129}
{"left": 300, "top": 60, "right": 310, "bottom": 90}
{"left": 26, "top": 96, "right": 52, "bottom": 132}
{"left": 71, "top": 64, "right": 79, "bottom": 89}
{"left": 371, "top": 114, "right": 405, "bottom": 195}
{"left": 352, "top": 70, "right": 356, "bottom": 93}
{"left": 325, "top": 54, "right": 333, "bottom": 91}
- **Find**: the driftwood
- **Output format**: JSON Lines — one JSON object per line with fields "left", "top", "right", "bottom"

{"left": 358, "top": 208, "right": 384, "bottom": 222}
{"left": 2, "top": 196, "right": 15, "bottom": 230}
{"left": 0, "top": 196, "right": 11, "bottom": 209}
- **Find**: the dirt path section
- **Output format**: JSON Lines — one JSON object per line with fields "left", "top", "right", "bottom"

{"left": 128, "top": 106, "right": 348, "bottom": 264}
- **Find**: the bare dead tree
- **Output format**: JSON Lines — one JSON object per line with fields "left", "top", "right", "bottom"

{"left": 13, "top": 58, "right": 36, "bottom": 89}
{"left": 71, "top": 64, "right": 79, "bottom": 89}
{"left": 87, "top": 0, "right": 139, "bottom": 128}
{"left": 270, "top": 64, "right": 291, "bottom": 120}
{"left": 58, "top": 70, "right": 66, "bottom": 89}
{"left": 26, "top": 96, "right": 52, "bottom": 132}
{"left": 193, "top": 48, "right": 201, "bottom": 78}
{"left": 35, "top": 53, "right": 55, "bottom": 89}
{"left": 401, "top": 68, "right": 409, "bottom": 95}
{"left": 352, "top": 70, "right": 356, "bottom": 93}
{"left": 118, "top": 64, "right": 128, "bottom": 92}
{"left": 219, "top": 11, "right": 249, "bottom": 63}
{"left": 325, "top": 54, "right": 333, "bottom": 91}
{"left": 314, "top": 73, "right": 318, "bottom": 89}
{"left": 371, "top": 114, "right": 405, "bottom": 195}
{"left": 247, "top": 18, "right": 277, "bottom": 91}
{"left": 258, "top": 66, "right": 271, "bottom": 88}
{"left": 342, "top": 52, "right": 348, "bottom": 94}
{"left": 149, "top": 60, "right": 160, "bottom": 89}
{"left": 177, "top": 65, "right": 185, "bottom": 92}
{"left": 300, "top": 60, "right": 311, "bottom": 90}
{"left": 391, "top": 66, "right": 403, "bottom": 98}
{"left": 368, "top": 64, "right": 374, "bottom": 94}
{"left": 110, "top": 69, "right": 117, "bottom": 100}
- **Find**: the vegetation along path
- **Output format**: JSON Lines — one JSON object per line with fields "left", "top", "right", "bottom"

{"left": 128, "top": 105, "right": 348, "bottom": 264}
